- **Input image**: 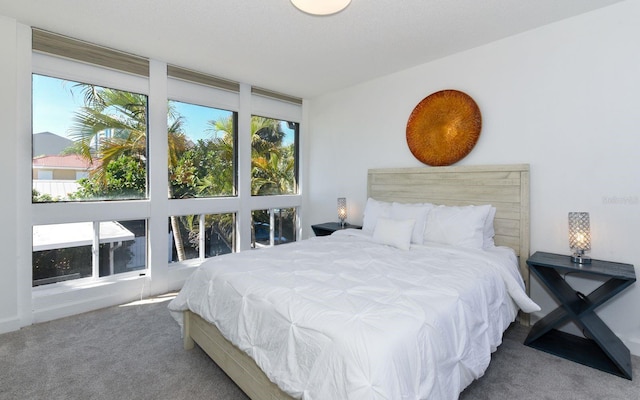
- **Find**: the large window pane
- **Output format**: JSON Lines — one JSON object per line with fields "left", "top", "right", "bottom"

{"left": 33, "top": 222, "right": 92, "bottom": 286}
{"left": 168, "top": 100, "right": 237, "bottom": 199}
{"left": 251, "top": 116, "right": 298, "bottom": 196}
{"left": 32, "top": 74, "right": 148, "bottom": 202}
{"left": 99, "top": 220, "right": 146, "bottom": 277}
{"left": 32, "top": 220, "right": 146, "bottom": 286}
{"left": 169, "top": 213, "right": 235, "bottom": 262}
{"left": 251, "top": 208, "right": 296, "bottom": 249}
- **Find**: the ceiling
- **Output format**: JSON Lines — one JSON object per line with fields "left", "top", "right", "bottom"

{"left": 0, "top": 0, "right": 624, "bottom": 98}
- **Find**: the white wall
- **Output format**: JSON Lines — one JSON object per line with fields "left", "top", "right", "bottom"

{"left": 0, "top": 15, "right": 20, "bottom": 333}
{"left": 304, "top": 0, "right": 640, "bottom": 355}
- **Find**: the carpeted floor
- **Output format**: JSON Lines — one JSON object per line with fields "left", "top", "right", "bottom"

{"left": 1, "top": 293, "right": 638, "bottom": 400}
{"left": 459, "top": 324, "right": 640, "bottom": 400}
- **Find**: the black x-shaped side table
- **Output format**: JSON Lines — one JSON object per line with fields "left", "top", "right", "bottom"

{"left": 524, "top": 251, "right": 636, "bottom": 380}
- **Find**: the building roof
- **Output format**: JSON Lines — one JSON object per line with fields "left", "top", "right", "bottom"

{"left": 32, "top": 154, "right": 96, "bottom": 169}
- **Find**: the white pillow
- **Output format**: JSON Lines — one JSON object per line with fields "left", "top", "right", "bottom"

{"left": 483, "top": 206, "right": 497, "bottom": 248}
{"left": 372, "top": 217, "right": 415, "bottom": 250}
{"left": 362, "top": 198, "right": 392, "bottom": 233}
{"left": 390, "top": 202, "right": 433, "bottom": 244}
{"left": 423, "top": 204, "right": 492, "bottom": 249}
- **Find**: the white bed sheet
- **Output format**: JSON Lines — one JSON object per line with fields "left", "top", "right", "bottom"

{"left": 168, "top": 229, "right": 539, "bottom": 400}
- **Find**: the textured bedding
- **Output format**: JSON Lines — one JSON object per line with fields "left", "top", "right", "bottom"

{"left": 168, "top": 229, "right": 539, "bottom": 400}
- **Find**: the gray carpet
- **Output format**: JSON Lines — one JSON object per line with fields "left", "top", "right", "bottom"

{"left": 1, "top": 293, "right": 638, "bottom": 400}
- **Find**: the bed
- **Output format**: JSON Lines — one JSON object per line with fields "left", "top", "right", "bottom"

{"left": 168, "top": 164, "right": 537, "bottom": 400}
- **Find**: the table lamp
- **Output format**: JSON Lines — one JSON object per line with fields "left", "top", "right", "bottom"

{"left": 569, "top": 212, "right": 591, "bottom": 264}
{"left": 337, "top": 197, "right": 347, "bottom": 227}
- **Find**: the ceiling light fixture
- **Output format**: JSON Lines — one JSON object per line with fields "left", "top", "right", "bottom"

{"left": 291, "top": 0, "right": 351, "bottom": 16}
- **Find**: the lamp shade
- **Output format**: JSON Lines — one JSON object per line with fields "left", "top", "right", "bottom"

{"left": 568, "top": 212, "right": 591, "bottom": 251}
{"left": 337, "top": 197, "right": 347, "bottom": 224}
{"left": 291, "top": 0, "right": 351, "bottom": 15}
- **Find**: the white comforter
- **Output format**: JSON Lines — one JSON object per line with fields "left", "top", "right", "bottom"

{"left": 168, "top": 229, "right": 539, "bottom": 400}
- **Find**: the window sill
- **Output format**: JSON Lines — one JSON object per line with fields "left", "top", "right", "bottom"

{"left": 168, "top": 258, "right": 204, "bottom": 269}
{"left": 32, "top": 272, "right": 148, "bottom": 298}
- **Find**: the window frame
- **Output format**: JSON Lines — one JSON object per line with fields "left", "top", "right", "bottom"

{"left": 249, "top": 114, "right": 300, "bottom": 197}
{"left": 32, "top": 71, "right": 150, "bottom": 203}
{"left": 167, "top": 82, "right": 240, "bottom": 199}
{"left": 27, "top": 33, "right": 304, "bottom": 301}
{"left": 31, "top": 53, "right": 151, "bottom": 289}
{"left": 166, "top": 75, "right": 242, "bottom": 263}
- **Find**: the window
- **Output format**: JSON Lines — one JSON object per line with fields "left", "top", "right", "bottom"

{"left": 32, "top": 74, "right": 148, "bottom": 202}
{"left": 31, "top": 33, "right": 151, "bottom": 289}
{"left": 28, "top": 30, "right": 302, "bottom": 301}
{"left": 169, "top": 213, "right": 235, "bottom": 262}
{"left": 31, "top": 70, "right": 150, "bottom": 287}
{"left": 166, "top": 67, "right": 241, "bottom": 261}
{"left": 33, "top": 223, "right": 91, "bottom": 285}
{"left": 251, "top": 116, "right": 299, "bottom": 196}
{"left": 167, "top": 100, "right": 237, "bottom": 199}
{"left": 251, "top": 208, "right": 297, "bottom": 248}
{"left": 32, "top": 220, "right": 146, "bottom": 286}
{"left": 37, "top": 170, "right": 52, "bottom": 180}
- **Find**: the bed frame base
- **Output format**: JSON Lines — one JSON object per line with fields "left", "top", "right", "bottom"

{"left": 184, "top": 310, "right": 295, "bottom": 400}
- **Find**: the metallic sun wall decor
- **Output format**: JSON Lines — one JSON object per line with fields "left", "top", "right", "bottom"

{"left": 406, "top": 89, "right": 482, "bottom": 166}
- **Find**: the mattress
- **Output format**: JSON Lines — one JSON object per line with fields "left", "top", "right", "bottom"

{"left": 168, "top": 229, "right": 538, "bottom": 400}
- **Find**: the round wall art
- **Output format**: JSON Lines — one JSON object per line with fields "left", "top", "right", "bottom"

{"left": 406, "top": 89, "right": 481, "bottom": 166}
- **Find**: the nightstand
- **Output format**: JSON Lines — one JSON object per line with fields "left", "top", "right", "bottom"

{"left": 524, "top": 251, "right": 635, "bottom": 379}
{"left": 311, "top": 222, "right": 361, "bottom": 237}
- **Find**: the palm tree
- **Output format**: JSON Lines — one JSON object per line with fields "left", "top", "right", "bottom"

{"left": 68, "top": 88, "right": 147, "bottom": 185}
{"left": 249, "top": 117, "right": 295, "bottom": 196}
{"left": 200, "top": 114, "right": 296, "bottom": 196}
{"left": 69, "top": 84, "right": 191, "bottom": 261}
{"left": 201, "top": 115, "right": 296, "bottom": 246}
{"left": 251, "top": 150, "right": 296, "bottom": 195}
{"left": 251, "top": 116, "right": 284, "bottom": 155}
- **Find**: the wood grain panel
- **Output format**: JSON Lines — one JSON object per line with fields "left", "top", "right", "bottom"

{"left": 186, "top": 311, "right": 295, "bottom": 400}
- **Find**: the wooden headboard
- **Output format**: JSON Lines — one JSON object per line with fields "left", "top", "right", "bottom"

{"left": 367, "top": 164, "right": 531, "bottom": 298}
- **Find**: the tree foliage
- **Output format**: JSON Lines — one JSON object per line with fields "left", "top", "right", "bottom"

{"left": 71, "top": 154, "right": 146, "bottom": 200}
{"left": 66, "top": 83, "right": 297, "bottom": 258}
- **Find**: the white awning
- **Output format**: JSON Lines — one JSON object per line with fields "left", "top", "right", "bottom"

{"left": 33, "top": 180, "right": 80, "bottom": 200}
{"left": 33, "top": 221, "right": 135, "bottom": 251}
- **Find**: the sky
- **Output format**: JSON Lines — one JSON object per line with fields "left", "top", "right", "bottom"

{"left": 32, "top": 74, "right": 294, "bottom": 145}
